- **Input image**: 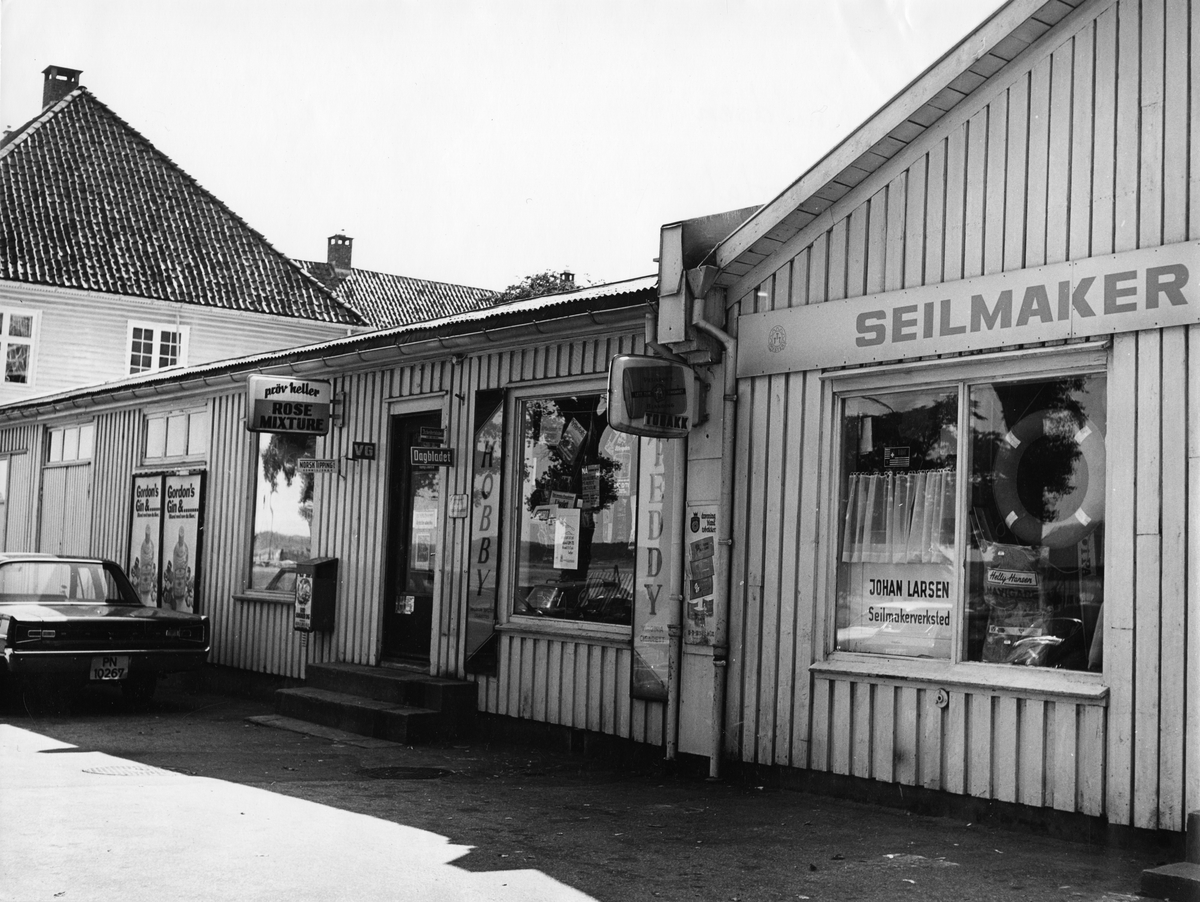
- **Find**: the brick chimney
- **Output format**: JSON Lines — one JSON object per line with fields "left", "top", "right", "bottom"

{"left": 561, "top": 270, "right": 575, "bottom": 289}
{"left": 42, "top": 65, "right": 83, "bottom": 109}
{"left": 328, "top": 234, "right": 353, "bottom": 274}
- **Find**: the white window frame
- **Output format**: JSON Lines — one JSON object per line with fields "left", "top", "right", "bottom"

{"left": 0, "top": 308, "right": 39, "bottom": 387}
{"left": 499, "top": 376, "right": 636, "bottom": 641}
{"left": 812, "top": 343, "right": 1111, "bottom": 700}
{"left": 142, "top": 406, "right": 210, "bottom": 464}
{"left": 46, "top": 421, "right": 94, "bottom": 466}
{"left": 127, "top": 321, "right": 189, "bottom": 375}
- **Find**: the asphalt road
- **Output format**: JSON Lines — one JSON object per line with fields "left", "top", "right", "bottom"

{"left": 0, "top": 675, "right": 1164, "bottom": 902}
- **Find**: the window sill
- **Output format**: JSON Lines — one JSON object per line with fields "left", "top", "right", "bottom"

{"left": 234, "top": 591, "right": 294, "bottom": 606}
{"left": 498, "top": 618, "right": 631, "bottom": 647}
{"left": 811, "top": 655, "right": 1108, "bottom": 705}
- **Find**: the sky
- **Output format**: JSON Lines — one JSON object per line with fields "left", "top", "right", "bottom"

{"left": 2, "top": 0, "right": 1003, "bottom": 292}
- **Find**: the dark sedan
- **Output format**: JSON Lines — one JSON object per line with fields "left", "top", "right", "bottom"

{"left": 0, "top": 554, "right": 209, "bottom": 702}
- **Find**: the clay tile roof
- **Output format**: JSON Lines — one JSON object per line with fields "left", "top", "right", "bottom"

{"left": 295, "top": 261, "right": 495, "bottom": 328}
{"left": 0, "top": 89, "right": 364, "bottom": 326}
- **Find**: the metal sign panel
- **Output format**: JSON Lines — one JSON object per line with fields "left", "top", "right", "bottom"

{"left": 607, "top": 355, "right": 695, "bottom": 438}
{"left": 411, "top": 447, "right": 454, "bottom": 467}
{"left": 738, "top": 240, "right": 1200, "bottom": 376}
{"left": 246, "top": 375, "right": 332, "bottom": 435}
{"left": 297, "top": 458, "right": 337, "bottom": 473}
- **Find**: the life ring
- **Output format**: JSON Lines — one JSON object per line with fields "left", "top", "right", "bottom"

{"left": 991, "top": 410, "right": 1105, "bottom": 549}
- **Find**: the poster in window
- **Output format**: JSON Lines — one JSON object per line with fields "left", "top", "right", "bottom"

{"left": 163, "top": 472, "right": 204, "bottom": 613}
{"left": 128, "top": 474, "right": 162, "bottom": 607}
{"left": 553, "top": 507, "right": 581, "bottom": 570}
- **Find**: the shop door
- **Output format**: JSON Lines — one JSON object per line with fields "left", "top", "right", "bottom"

{"left": 381, "top": 412, "right": 442, "bottom": 662}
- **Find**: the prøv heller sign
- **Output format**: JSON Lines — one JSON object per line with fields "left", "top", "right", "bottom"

{"left": 739, "top": 240, "right": 1200, "bottom": 376}
{"left": 246, "top": 375, "right": 332, "bottom": 435}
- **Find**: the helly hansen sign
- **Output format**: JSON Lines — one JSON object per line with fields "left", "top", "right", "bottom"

{"left": 738, "top": 241, "right": 1200, "bottom": 376}
{"left": 246, "top": 376, "right": 332, "bottom": 435}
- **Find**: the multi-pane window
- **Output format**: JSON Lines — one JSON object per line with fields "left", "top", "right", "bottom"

{"left": 1, "top": 311, "right": 35, "bottom": 384}
{"left": 833, "top": 357, "right": 1106, "bottom": 673}
{"left": 47, "top": 423, "right": 94, "bottom": 463}
{"left": 128, "top": 322, "right": 187, "bottom": 375}
{"left": 143, "top": 409, "right": 210, "bottom": 462}
{"left": 511, "top": 390, "right": 638, "bottom": 626}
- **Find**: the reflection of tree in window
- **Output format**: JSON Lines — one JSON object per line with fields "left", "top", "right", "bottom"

{"left": 261, "top": 433, "right": 316, "bottom": 524}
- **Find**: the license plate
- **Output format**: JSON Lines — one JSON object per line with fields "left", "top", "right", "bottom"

{"left": 90, "top": 655, "right": 129, "bottom": 681}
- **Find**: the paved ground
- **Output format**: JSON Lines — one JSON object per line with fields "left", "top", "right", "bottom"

{"left": 0, "top": 675, "right": 1168, "bottom": 902}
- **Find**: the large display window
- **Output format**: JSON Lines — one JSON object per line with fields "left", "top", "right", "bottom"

{"left": 833, "top": 352, "right": 1106, "bottom": 672}
{"left": 510, "top": 388, "right": 638, "bottom": 626}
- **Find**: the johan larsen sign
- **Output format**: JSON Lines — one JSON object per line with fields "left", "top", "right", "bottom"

{"left": 246, "top": 376, "right": 332, "bottom": 435}
{"left": 739, "top": 241, "right": 1200, "bottom": 376}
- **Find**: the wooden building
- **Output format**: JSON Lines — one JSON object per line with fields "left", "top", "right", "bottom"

{"left": 1, "top": 0, "right": 1194, "bottom": 845}
{"left": 654, "top": 0, "right": 1197, "bottom": 837}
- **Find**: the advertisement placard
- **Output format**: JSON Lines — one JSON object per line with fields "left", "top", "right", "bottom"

{"left": 836, "top": 561, "right": 954, "bottom": 658}
{"left": 684, "top": 503, "right": 719, "bottom": 646}
{"left": 163, "top": 472, "right": 204, "bottom": 613}
{"left": 128, "top": 475, "right": 163, "bottom": 606}
{"left": 245, "top": 375, "right": 332, "bottom": 435}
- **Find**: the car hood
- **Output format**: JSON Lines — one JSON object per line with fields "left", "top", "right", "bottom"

{"left": 0, "top": 603, "right": 206, "bottom": 623}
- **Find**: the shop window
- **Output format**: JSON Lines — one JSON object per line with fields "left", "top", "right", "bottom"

{"left": 511, "top": 390, "right": 638, "bottom": 626}
{"left": 833, "top": 359, "right": 1106, "bottom": 673}
{"left": 128, "top": 322, "right": 188, "bottom": 375}
{"left": 1, "top": 310, "right": 36, "bottom": 384}
{"left": 47, "top": 423, "right": 94, "bottom": 463}
{"left": 249, "top": 432, "right": 315, "bottom": 591}
{"left": 144, "top": 409, "right": 209, "bottom": 462}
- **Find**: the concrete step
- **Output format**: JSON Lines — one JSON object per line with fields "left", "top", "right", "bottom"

{"left": 306, "top": 662, "right": 476, "bottom": 713}
{"left": 276, "top": 663, "right": 477, "bottom": 743}
{"left": 1141, "top": 861, "right": 1200, "bottom": 902}
{"left": 277, "top": 687, "right": 441, "bottom": 742}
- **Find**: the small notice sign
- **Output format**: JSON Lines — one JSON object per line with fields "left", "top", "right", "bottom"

{"left": 297, "top": 458, "right": 337, "bottom": 473}
{"left": 350, "top": 442, "right": 376, "bottom": 460}
{"left": 411, "top": 447, "right": 454, "bottom": 467}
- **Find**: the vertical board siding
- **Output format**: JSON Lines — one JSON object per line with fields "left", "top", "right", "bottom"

{"left": 89, "top": 409, "right": 142, "bottom": 563}
{"left": 727, "top": 0, "right": 1195, "bottom": 829}
{"left": 0, "top": 425, "right": 40, "bottom": 552}
{"left": 469, "top": 331, "right": 667, "bottom": 747}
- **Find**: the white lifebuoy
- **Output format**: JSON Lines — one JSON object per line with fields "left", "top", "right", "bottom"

{"left": 991, "top": 410, "right": 1105, "bottom": 549}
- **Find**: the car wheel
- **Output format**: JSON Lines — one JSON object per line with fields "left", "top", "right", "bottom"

{"left": 122, "top": 673, "right": 157, "bottom": 705}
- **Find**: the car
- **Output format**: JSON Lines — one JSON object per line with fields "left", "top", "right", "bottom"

{"left": 0, "top": 553, "right": 210, "bottom": 702}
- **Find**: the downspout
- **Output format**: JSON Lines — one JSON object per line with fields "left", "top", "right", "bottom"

{"left": 644, "top": 311, "right": 686, "bottom": 761}
{"left": 690, "top": 283, "right": 735, "bottom": 781}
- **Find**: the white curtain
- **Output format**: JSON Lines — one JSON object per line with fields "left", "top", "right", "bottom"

{"left": 840, "top": 469, "right": 955, "bottom": 564}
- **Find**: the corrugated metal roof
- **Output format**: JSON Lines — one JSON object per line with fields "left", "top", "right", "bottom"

{"left": 0, "top": 89, "right": 363, "bottom": 325}
{"left": 0, "top": 274, "right": 657, "bottom": 417}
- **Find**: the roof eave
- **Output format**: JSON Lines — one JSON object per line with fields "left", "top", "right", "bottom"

{"left": 710, "top": 0, "right": 1049, "bottom": 274}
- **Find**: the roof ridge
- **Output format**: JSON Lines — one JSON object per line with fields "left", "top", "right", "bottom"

{"left": 0, "top": 86, "right": 86, "bottom": 158}
{"left": 66, "top": 88, "right": 360, "bottom": 326}
{"left": 295, "top": 259, "right": 494, "bottom": 293}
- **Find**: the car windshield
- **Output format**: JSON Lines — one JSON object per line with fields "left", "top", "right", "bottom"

{"left": 0, "top": 560, "right": 143, "bottom": 606}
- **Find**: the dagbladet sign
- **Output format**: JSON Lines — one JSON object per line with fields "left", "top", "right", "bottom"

{"left": 245, "top": 375, "right": 332, "bottom": 435}
{"left": 739, "top": 240, "right": 1200, "bottom": 376}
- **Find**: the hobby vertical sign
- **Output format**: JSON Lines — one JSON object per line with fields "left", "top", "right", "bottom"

{"left": 246, "top": 376, "right": 332, "bottom": 435}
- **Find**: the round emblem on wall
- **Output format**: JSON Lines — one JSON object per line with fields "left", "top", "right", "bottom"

{"left": 768, "top": 325, "right": 787, "bottom": 353}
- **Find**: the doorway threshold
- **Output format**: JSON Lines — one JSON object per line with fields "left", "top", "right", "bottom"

{"left": 379, "top": 658, "right": 430, "bottom": 673}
